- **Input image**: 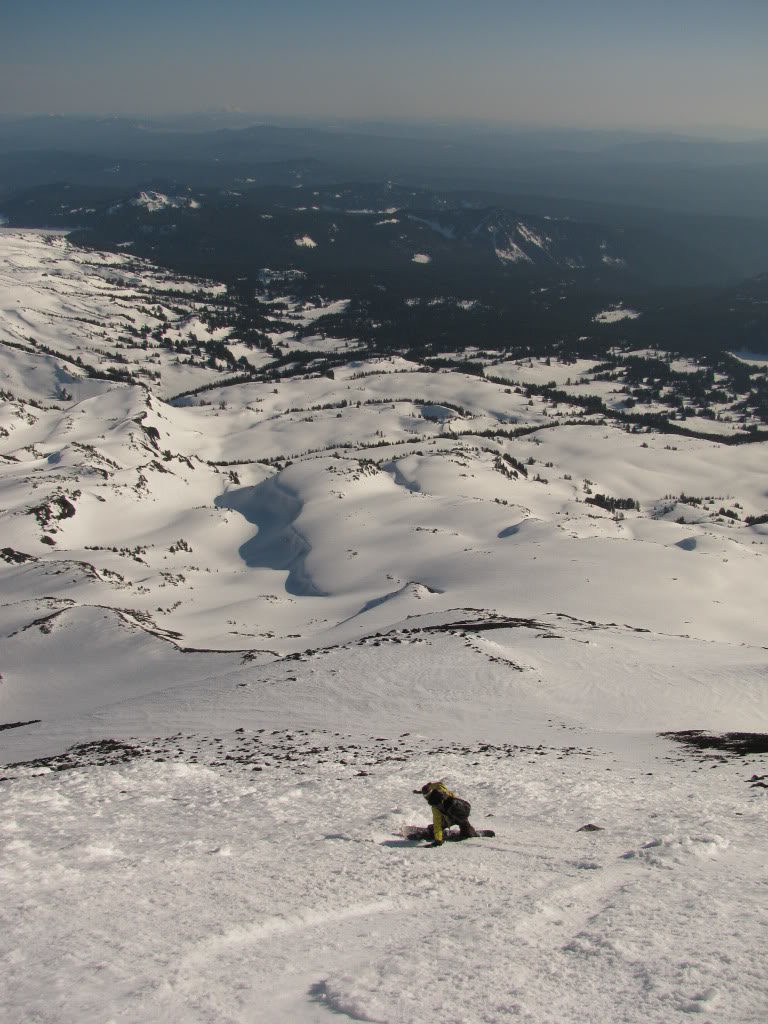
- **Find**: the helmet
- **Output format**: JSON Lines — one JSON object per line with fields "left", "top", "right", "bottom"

{"left": 413, "top": 781, "right": 446, "bottom": 797}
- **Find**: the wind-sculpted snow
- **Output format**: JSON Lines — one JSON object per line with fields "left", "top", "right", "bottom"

{"left": 341, "top": 580, "right": 445, "bottom": 624}
{"left": 2, "top": 230, "right": 768, "bottom": 661}
{"left": 215, "top": 477, "right": 327, "bottom": 597}
{"left": 1, "top": 231, "right": 767, "bottom": 657}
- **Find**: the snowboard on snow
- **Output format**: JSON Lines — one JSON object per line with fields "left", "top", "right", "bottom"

{"left": 400, "top": 825, "right": 496, "bottom": 842}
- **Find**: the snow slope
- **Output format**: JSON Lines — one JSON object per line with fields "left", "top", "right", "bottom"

{"left": 2, "top": 725, "right": 766, "bottom": 1024}
{"left": 1, "top": 230, "right": 767, "bottom": 1024}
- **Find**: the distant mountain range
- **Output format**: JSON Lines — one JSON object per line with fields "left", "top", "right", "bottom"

{"left": 0, "top": 115, "right": 767, "bottom": 212}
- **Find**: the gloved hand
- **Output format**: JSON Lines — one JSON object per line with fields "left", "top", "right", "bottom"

{"left": 425, "top": 840, "right": 443, "bottom": 847}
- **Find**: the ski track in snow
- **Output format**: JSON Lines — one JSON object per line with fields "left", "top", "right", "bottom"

{"left": 1, "top": 736, "right": 766, "bottom": 1024}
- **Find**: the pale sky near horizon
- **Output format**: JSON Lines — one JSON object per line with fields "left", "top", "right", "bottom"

{"left": 2, "top": 0, "right": 767, "bottom": 134}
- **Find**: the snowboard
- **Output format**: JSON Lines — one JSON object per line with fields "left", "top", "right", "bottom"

{"left": 400, "top": 825, "right": 496, "bottom": 842}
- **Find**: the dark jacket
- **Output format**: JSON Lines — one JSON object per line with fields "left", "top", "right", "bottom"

{"left": 421, "top": 782, "right": 471, "bottom": 842}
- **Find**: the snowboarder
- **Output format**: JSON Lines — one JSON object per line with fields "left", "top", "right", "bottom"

{"left": 415, "top": 781, "right": 480, "bottom": 846}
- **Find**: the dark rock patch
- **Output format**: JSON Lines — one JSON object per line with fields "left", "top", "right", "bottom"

{"left": 662, "top": 730, "right": 768, "bottom": 757}
{"left": 1, "top": 547, "right": 38, "bottom": 564}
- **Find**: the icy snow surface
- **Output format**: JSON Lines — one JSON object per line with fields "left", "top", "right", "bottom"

{"left": 1, "top": 230, "right": 767, "bottom": 1024}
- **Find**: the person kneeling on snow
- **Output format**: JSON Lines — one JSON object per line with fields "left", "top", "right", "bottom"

{"left": 416, "top": 781, "right": 479, "bottom": 845}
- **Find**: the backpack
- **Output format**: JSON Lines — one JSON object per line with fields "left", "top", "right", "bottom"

{"left": 442, "top": 795, "right": 471, "bottom": 821}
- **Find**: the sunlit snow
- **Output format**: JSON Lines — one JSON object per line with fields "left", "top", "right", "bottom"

{"left": 1, "top": 230, "right": 767, "bottom": 1024}
{"left": 594, "top": 306, "right": 641, "bottom": 323}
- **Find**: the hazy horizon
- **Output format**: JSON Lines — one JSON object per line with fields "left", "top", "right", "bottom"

{"left": 1, "top": 111, "right": 766, "bottom": 145}
{"left": 3, "top": 1, "right": 767, "bottom": 134}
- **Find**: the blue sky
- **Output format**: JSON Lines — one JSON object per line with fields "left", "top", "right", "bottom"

{"left": 2, "top": 1, "right": 767, "bottom": 133}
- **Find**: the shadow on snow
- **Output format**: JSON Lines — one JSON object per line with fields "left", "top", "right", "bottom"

{"left": 215, "top": 477, "right": 327, "bottom": 597}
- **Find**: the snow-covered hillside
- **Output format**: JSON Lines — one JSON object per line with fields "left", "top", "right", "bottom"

{"left": 1, "top": 230, "right": 766, "bottom": 1024}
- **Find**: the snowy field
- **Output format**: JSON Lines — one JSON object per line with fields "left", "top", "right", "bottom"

{"left": 3, "top": 727, "right": 766, "bottom": 1024}
{"left": 1, "top": 231, "right": 767, "bottom": 1023}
